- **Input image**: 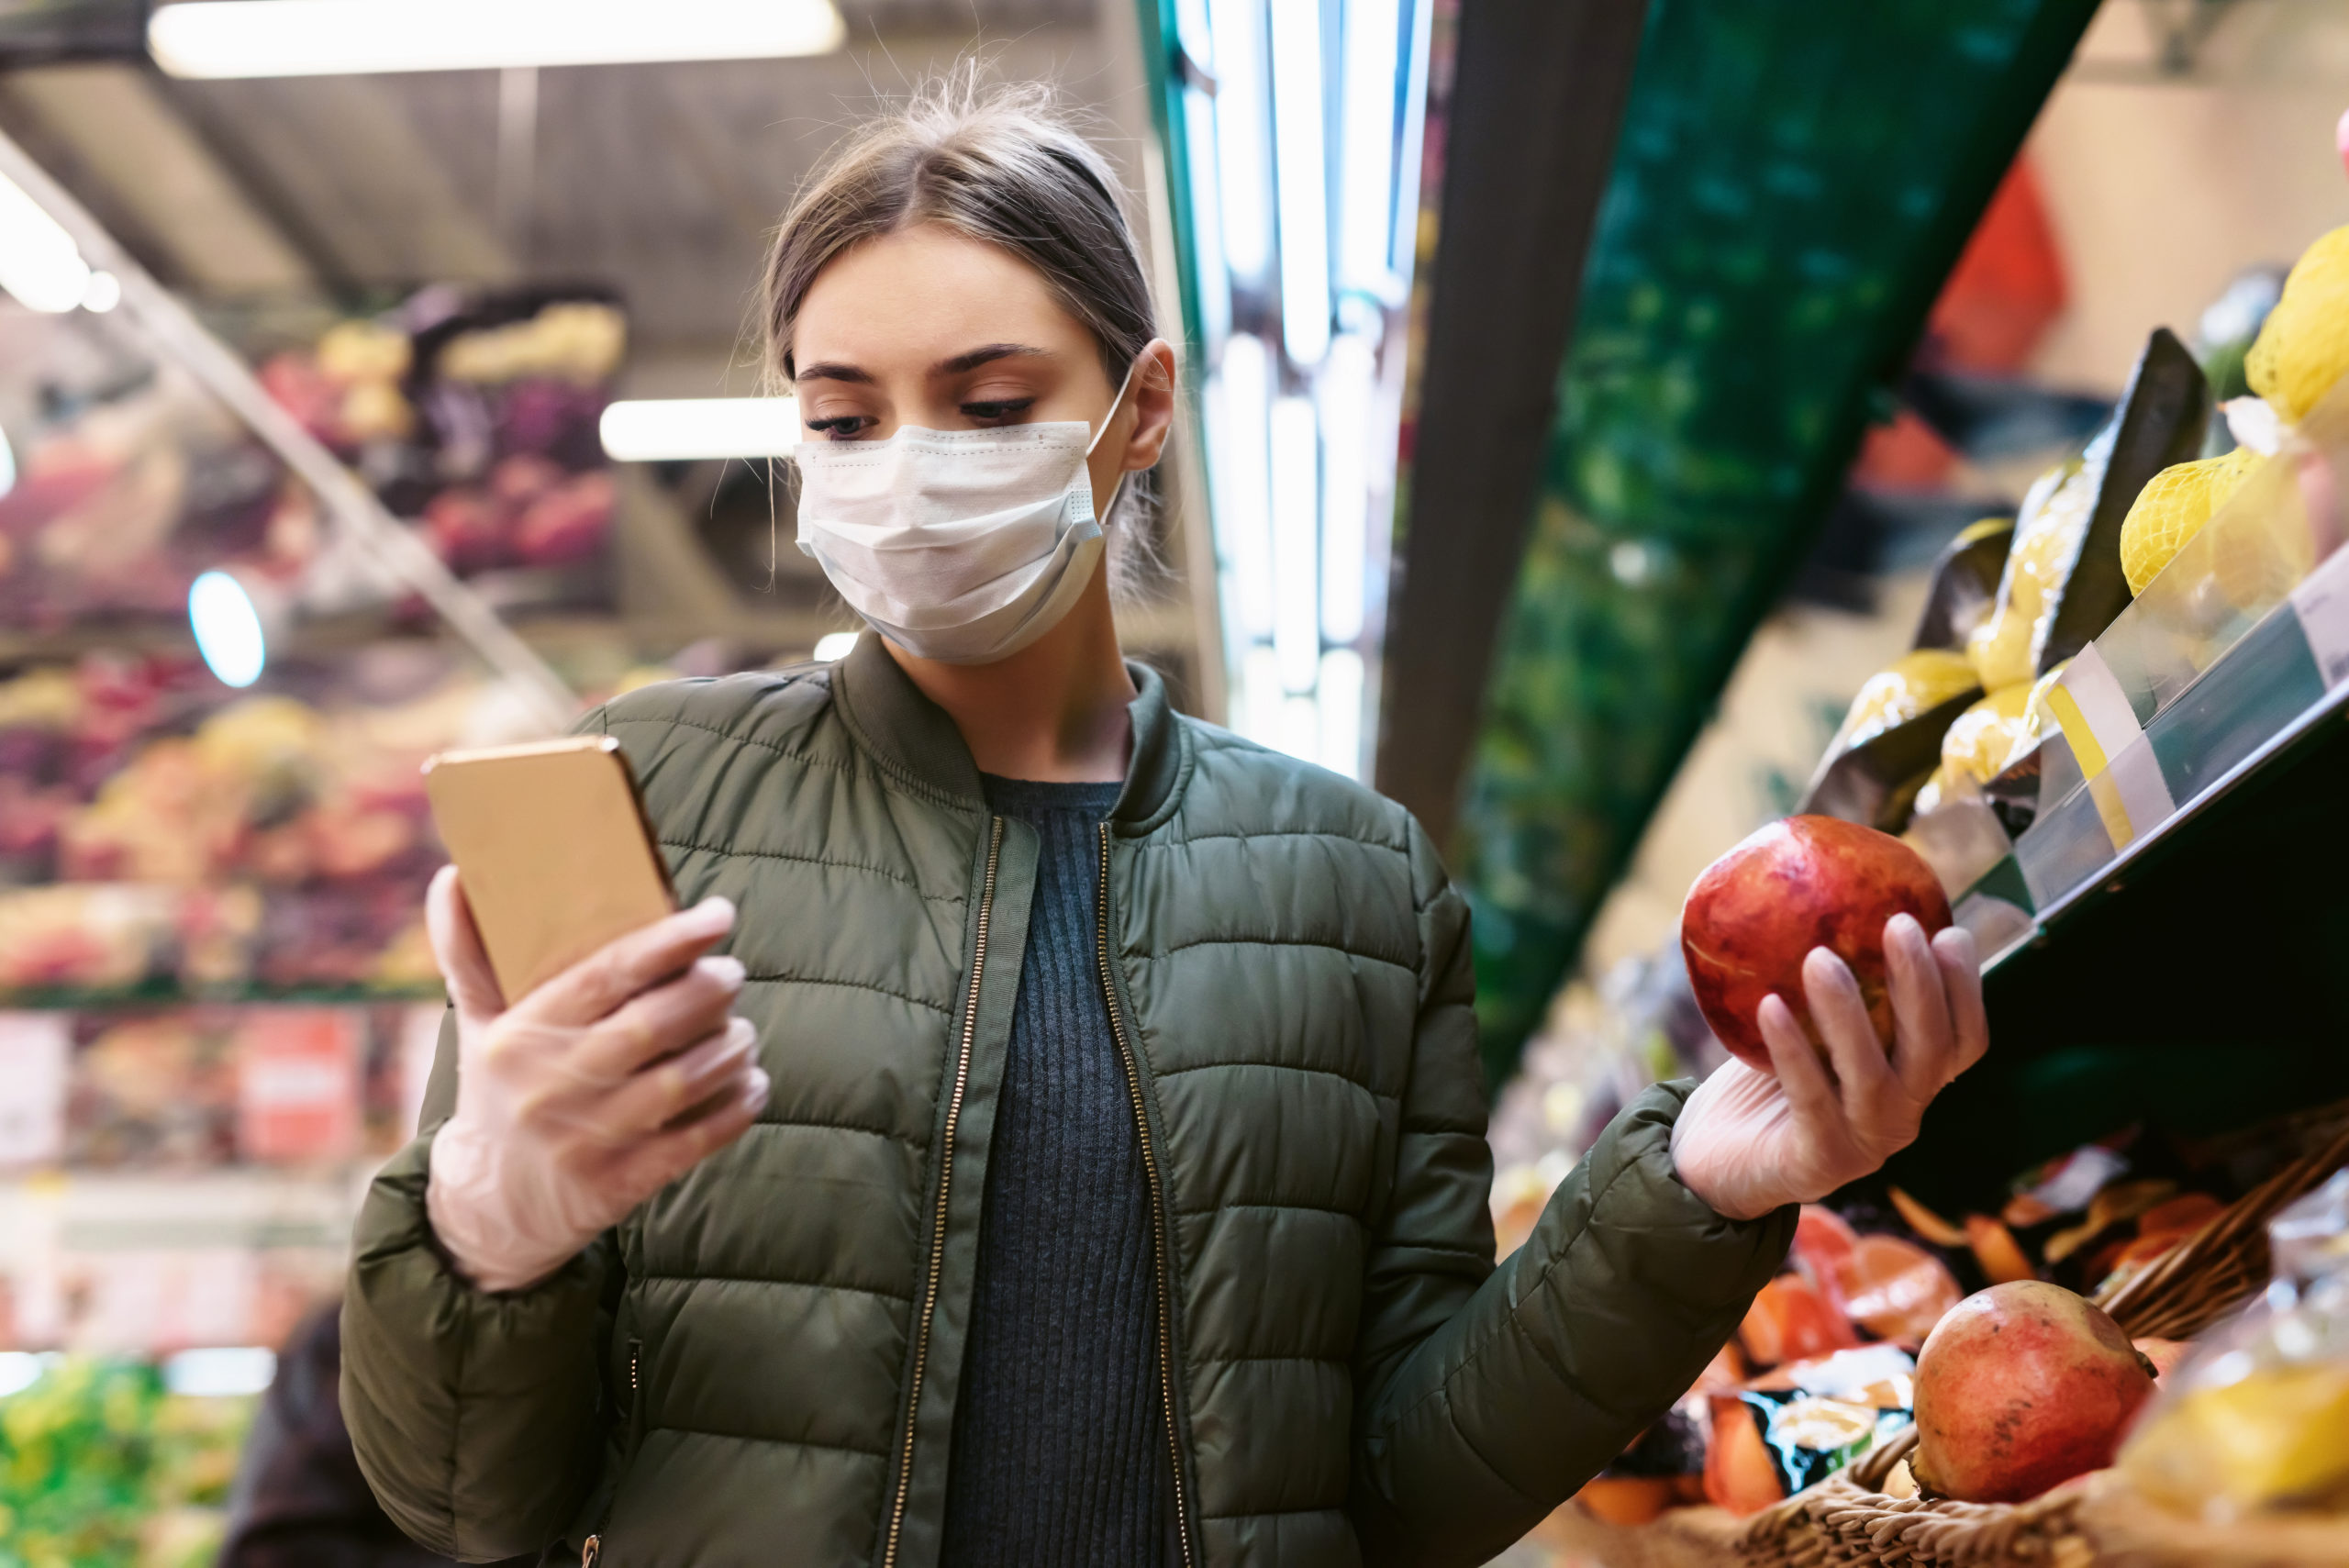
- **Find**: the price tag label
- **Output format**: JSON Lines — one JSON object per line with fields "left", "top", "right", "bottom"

{"left": 2289, "top": 544, "right": 2349, "bottom": 690}
{"left": 0, "top": 1014, "right": 68, "bottom": 1168}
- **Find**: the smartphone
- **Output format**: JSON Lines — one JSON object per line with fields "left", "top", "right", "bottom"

{"left": 422, "top": 736, "right": 676, "bottom": 1004}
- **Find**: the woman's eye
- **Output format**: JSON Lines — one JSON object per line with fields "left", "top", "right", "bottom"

{"left": 806, "top": 415, "right": 874, "bottom": 439}
{"left": 960, "top": 398, "right": 1035, "bottom": 424}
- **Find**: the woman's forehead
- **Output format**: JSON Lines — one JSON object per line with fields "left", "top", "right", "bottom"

{"left": 796, "top": 224, "right": 1093, "bottom": 370}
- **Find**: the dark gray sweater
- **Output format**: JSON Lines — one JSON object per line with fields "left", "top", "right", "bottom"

{"left": 941, "top": 775, "right": 1169, "bottom": 1567}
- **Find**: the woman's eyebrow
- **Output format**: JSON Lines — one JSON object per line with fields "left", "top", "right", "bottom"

{"left": 933, "top": 343, "right": 1052, "bottom": 375}
{"left": 796, "top": 361, "right": 873, "bottom": 384}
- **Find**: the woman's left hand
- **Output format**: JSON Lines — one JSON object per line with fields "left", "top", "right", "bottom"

{"left": 1670, "top": 914, "right": 1987, "bottom": 1221}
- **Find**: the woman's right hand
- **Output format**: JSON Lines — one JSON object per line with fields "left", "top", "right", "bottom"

{"left": 421, "top": 864, "right": 770, "bottom": 1293}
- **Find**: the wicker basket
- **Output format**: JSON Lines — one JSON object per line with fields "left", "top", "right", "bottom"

{"left": 2092, "top": 1116, "right": 2349, "bottom": 1341}
{"left": 1552, "top": 1109, "right": 2349, "bottom": 1567}
{"left": 1738, "top": 1427, "right": 2094, "bottom": 1568}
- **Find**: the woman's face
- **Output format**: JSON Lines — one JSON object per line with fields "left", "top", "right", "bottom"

{"left": 792, "top": 222, "right": 1174, "bottom": 516}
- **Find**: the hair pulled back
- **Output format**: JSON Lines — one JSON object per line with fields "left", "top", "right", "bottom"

{"left": 760, "top": 76, "right": 1159, "bottom": 396}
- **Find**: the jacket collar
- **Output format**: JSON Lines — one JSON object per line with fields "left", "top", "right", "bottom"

{"left": 830, "top": 629, "right": 1188, "bottom": 828}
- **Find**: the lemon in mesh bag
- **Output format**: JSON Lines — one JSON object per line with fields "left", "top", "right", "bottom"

{"left": 1968, "top": 462, "right": 2092, "bottom": 691}
{"left": 1941, "top": 682, "right": 2037, "bottom": 789}
{"left": 2118, "top": 444, "right": 2268, "bottom": 595}
{"left": 1826, "top": 648, "right": 1980, "bottom": 754}
{"left": 2246, "top": 224, "right": 2349, "bottom": 425}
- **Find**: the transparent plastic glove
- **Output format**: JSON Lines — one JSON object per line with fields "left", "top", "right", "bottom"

{"left": 422, "top": 864, "right": 771, "bottom": 1293}
{"left": 1671, "top": 916, "right": 1986, "bottom": 1222}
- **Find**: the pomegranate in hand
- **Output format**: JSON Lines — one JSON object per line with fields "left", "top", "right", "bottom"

{"left": 1680, "top": 815, "right": 1952, "bottom": 1071}
{"left": 1911, "top": 1281, "right": 2157, "bottom": 1503}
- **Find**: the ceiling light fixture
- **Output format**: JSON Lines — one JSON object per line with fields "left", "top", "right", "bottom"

{"left": 0, "top": 167, "right": 92, "bottom": 313}
{"left": 149, "top": 0, "right": 847, "bottom": 79}
{"left": 598, "top": 397, "right": 802, "bottom": 463}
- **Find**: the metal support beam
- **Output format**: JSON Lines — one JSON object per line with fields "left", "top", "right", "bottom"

{"left": 1372, "top": 0, "right": 1649, "bottom": 844}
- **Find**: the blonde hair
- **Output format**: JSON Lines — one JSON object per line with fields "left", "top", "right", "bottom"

{"left": 760, "top": 76, "right": 1168, "bottom": 586}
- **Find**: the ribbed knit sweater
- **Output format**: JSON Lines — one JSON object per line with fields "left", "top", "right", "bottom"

{"left": 940, "top": 775, "right": 1169, "bottom": 1568}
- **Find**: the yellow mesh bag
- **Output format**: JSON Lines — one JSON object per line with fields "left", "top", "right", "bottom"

{"left": 1968, "top": 462, "right": 2092, "bottom": 691}
{"left": 2246, "top": 224, "right": 2349, "bottom": 425}
{"left": 1939, "top": 682, "right": 2036, "bottom": 790}
{"left": 2118, "top": 445, "right": 2268, "bottom": 595}
{"left": 1828, "top": 648, "right": 1980, "bottom": 754}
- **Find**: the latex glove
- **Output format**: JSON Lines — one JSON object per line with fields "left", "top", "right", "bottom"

{"left": 1671, "top": 915, "right": 1987, "bottom": 1222}
{"left": 423, "top": 865, "right": 770, "bottom": 1293}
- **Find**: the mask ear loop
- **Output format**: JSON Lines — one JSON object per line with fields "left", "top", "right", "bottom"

{"left": 1085, "top": 352, "right": 1148, "bottom": 523}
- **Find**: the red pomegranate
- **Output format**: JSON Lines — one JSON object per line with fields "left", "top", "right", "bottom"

{"left": 1680, "top": 815, "right": 1952, "bottom": 1070}
{"left": 1911, "top": 1281, "right": 2157, "bottom": 1503}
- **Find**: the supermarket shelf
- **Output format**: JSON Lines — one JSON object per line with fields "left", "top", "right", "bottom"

{"left": 1884, "top": 596, "right": 2349, "bottom": 1211}
{"left": 0, "top": 982, "right": 440, "bottom": 1012}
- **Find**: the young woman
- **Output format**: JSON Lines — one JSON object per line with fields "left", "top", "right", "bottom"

{"left": 342, "top": 83, "right": 1987, "bottom": 1568}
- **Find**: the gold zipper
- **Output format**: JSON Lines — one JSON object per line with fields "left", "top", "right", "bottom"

{"left": 881, "top": 816, "right": 1003, "bottom": 1568}
{"left": 1097, "top": 822, "right": 1197, "bottom": 1568}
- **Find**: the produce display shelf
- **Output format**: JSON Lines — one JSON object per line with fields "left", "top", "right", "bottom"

{"left": 1966, "top": 548, "right": 2349, "bottom": 968}
{"left": 1887, "top": 642, "right": 2349, "bottom": 1211}
{"left": 0, "top": 981, "right": 439, "bottom": 1011}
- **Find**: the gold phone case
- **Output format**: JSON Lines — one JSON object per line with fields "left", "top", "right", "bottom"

{"left": 422, "top": 736, "right": 677, "bottom": 1004}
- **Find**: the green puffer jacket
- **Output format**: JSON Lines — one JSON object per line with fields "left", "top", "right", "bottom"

{"left": 342, "top": 634, "right": 1793, "bottom": 1568}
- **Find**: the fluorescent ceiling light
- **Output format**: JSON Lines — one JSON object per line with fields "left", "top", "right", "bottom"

{"left": 599, "top": 397, "right": 800, "bottom": 462}
{"left": 1268, "top": 0, "right": 1331, "bottom": 366}
{"left": 0, "top": 168, "right": 92, "bottom": 314}
{"left": 1391, "top": 0, "right": 1436, "bottom": 281}
{"left": 1317, "top": 335, "right": 1375, "bottom": 645}
{"left": 1269, "top": 394, "right": 1320, "bottom": 694}
{"left": 812, "top": 631, "right": 859, "bottom": 662}
{"left": 0, "top": 423, "right": 15, "bottom": 502}
{"left": 1208, "top": 0, "right": 1272, "bottom": 279}
{"left": 1318, "top": 648, "right": 1363, "bottom": 780}
{"left": 150, "top": 0, "right": 847, "bottom": 79}
{"left": 1209, "top": 335, "right": 1275, "bottom": 642}
{"left": 1339, "top": 0, "right": 1402, "bottom": 295}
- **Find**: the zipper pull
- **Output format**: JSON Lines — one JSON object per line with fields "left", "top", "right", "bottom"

{"left": 582, "top": 1536, "right": 600, "bottom": 1567}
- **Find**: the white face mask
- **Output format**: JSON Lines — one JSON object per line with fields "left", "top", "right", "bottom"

{"left": 792, "top": 358, "right": 1140, "bottom": 665}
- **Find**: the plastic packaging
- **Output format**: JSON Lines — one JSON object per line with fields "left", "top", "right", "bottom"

{"left": 1798, "top": 523, "right": 2009, "bottom": 831}
{"left": 2118, "top": 1168, "right": 2349, "bottom": 1520}
{"left": 1971, "top": 329, "right": 2212, "bottom": 690}
{"left": 2247, "top": 225, "right": 2349, "bottom": 425}
{"left": 2119, "top": 445, "right": 2268, "bottom": 595}
{"left": 1706, "top": 1344, "right": 1918, "bottom": 1513}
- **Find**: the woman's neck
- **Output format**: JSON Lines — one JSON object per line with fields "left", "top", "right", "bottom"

{"left": 884, "top": 566, "right": 1137, "bottom": 783}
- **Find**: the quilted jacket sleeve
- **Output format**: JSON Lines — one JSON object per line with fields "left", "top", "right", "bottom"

{"left": 340, "top": 1008, "right": 616, "bottom": 1563}
{"left": 1346, "top": 820, "right": 1796, "bottom": 1567}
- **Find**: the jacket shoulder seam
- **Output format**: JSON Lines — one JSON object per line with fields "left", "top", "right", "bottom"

{"left": 1146, "top": 932, "right": 1416, "bottom": 971}
{"left": 741, "top": 1117, "right": 930, "bottom": 1153}
{"left": 631, "top": 1270, "right": 912, "bottom": 1305}
{"left": 661, "top": 840, "right": 966, "bottom": 906}
{"left": 603, "top": 711, "right": 867, "bottom": 782}
{"left": 640, "top": 1419, "right": 891, "bottom": 1459}
{"left": 742, "top": 971, "right": 955, "bottom": 1016}
{"left": 1175, "top": 1198, "right": 1369, "bottom": 1218}
{"left": 1153, "top": 1060, "right": 1392, "bottom": 1097}
{"left": 1136, "top": 828, "right": 1410, "bottom": 856}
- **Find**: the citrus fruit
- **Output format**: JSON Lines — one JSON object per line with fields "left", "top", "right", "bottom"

{"left": 2118, "top": 444, "right": 2267, "bottom": 595}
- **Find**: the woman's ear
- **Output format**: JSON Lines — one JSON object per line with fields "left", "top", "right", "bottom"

{"left": 1121, "top": 338, "right": 1180, "bottom": 471}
